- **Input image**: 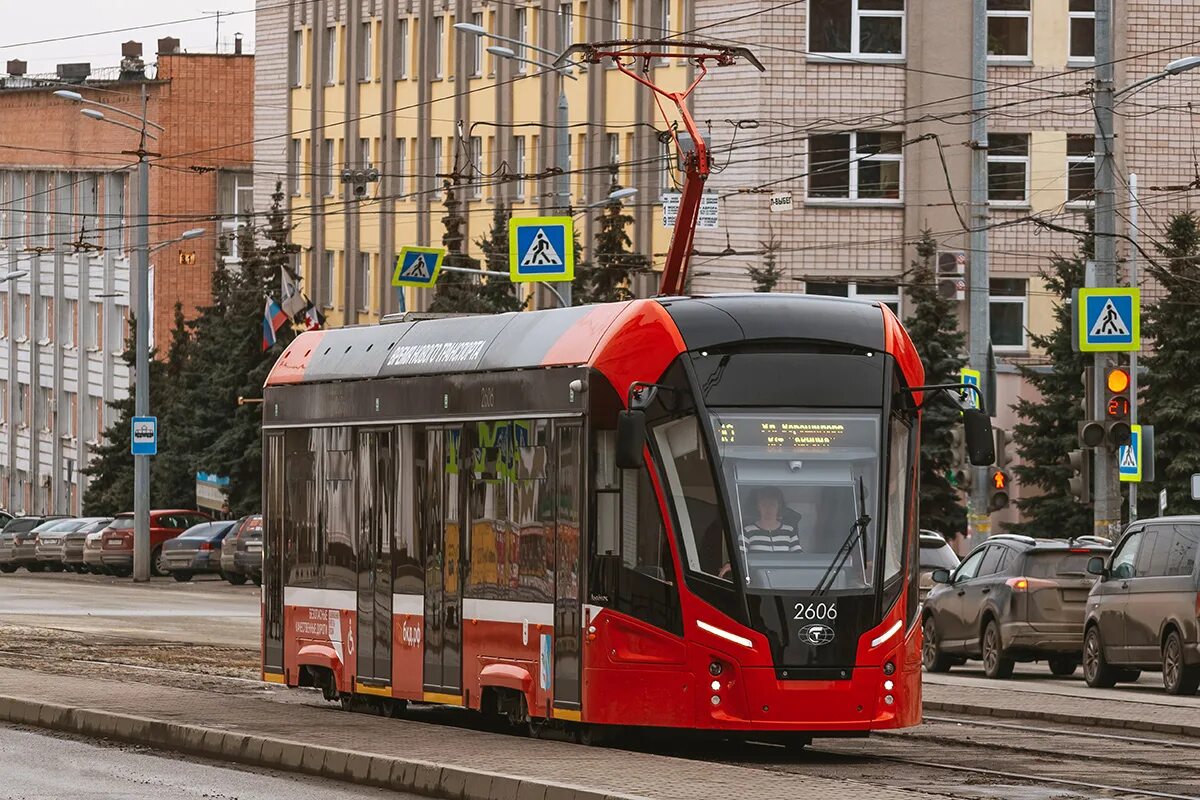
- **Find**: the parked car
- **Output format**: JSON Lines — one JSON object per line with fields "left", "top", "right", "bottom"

{"left": 161, "top": 520, "right": 238, "bottom": 581}
{"left": 1084, "top": 516, "right": 1200, "bottom": 695}
{"left": 82, "top": 522, "right": 112, "bottom": 574}
{"left": 34, "top": 517, "right": 110, "bottom": 571}
{"left": 61, "top": 518, "right": 114, "bottom": 573}
{"left": 919, "top": 530, "right": 960, "bottom": 603}
{"left": 234, "top": 514, "right": 263, "bottom": 585}
{"left": 0, "top": 511, "right": 12, "bottom": 527}
{"left": 923, "top": 534, "right": 1112, "bottom": 678}
{"left": 219, "top": 515, "right": 260, "bottom": 585}
{"left": 0, "top": 515, "right": 70, "bottom": 573}
{"left": 98, "top": 510, "right": 213, "bottom": 577}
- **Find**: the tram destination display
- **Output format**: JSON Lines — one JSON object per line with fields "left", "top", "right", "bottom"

{"left": 714, "top": 414, "right": 877, "bottom": 453}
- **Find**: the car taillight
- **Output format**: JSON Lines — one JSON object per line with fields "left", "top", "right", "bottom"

{"left": 1006, "top": 577, "right": 1029, "bottom": 591}
{"left": 199, "top": 542, "right": 212, "bottom": 551}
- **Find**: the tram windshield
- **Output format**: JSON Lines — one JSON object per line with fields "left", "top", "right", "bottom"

{"left": 700, "top": 411, "right": 881, "bottom": 592}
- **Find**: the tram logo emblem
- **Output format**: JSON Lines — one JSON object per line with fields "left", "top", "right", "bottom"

{"left": 797, "top": 624, "right": 836, "bottom": 646}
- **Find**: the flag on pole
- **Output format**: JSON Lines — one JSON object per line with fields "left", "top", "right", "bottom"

{"left": 262, "top": 299, "right": 278, "bottom": 351}
{"left": 303, "top": 300, "right": 326, "bottom": 331}
{"left": 280, "top": 267, "right": 305, "bottom": 318}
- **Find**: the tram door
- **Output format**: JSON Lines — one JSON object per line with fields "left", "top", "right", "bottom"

{"left": 263, "top": 433, "right": 285, "bottom": 675}
{"left": 423, "top": 427, "right": 465, "bottom": 697}
{"left": 554, "top": 423, "right": 583, "bottom": 710}
{"left": 356, "top": 429, "right": 394, "bottom": 685}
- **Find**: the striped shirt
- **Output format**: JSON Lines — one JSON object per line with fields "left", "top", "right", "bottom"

{"left": 743, "top": 522, "right": 802, "bottom": 553}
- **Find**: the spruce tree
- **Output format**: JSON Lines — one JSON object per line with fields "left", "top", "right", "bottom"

{"left": 429, "top": 180, "right": 503, "bottom": 314}
{"left": 748, "top": 236, "right": 784, "bottom": 292}
{"left": 151, "top": 302, "right": 202, "bottom": 508}
{"left": 1008, "top": 228, "right": 1093, "bottom": 538}
{"left": 574, "top": 172, "right": 648, "bottom": 304}
{"left": 474, "top": 202, "right": 526, "bottom": 313}
{"left": 903, "top": 230, "right": 967, "bottom": 536}
{"left": 1140, "top": 212, "right": 1200, "bottom": 516}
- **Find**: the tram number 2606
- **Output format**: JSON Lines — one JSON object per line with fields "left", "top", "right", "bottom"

{"left": 793, "top": 601, "right": 838, "bottom": 621}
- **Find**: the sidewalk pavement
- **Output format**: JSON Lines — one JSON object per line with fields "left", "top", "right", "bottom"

{"left": 923, "top": 673, "right": 1200, "bottom": 738}
{"left": 0, "top": 667, "right": 940, "bottom": 800}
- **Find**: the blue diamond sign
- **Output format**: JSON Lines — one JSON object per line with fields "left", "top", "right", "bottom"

{"left": 509, "top": 216, "right": 574, "bottom": 282}
{"left": 392, "top": 246, "right": 445, "bottom": 288}
{"left": 1075, "top": 288, "right": 1140, "bottom": 352}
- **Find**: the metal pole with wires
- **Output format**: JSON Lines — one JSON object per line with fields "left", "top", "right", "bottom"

{"left": 1128, "top": 172, "right": 1139, "bottom": 522}
{"left": 968, "top": 0, "right": 991, "bottom": 541}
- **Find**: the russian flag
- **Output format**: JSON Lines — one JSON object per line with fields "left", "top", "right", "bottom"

{"left": 263, "top": 297, "right": 285, "bottom": 351}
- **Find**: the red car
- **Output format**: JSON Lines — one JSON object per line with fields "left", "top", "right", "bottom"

{"left": 98, "top": 510, "right": 213, "bottom": 577}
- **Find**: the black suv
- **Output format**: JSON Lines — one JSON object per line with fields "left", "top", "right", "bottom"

{"left": 923, "top": 534, "right": 1112, "bottom": 678}
{"left": 1084, "top": 516, "right": 1200, "bottom": 695}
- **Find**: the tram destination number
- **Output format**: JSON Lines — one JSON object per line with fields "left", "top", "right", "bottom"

{"left": 793, "top": 600, "right": 838, "bottom": 621}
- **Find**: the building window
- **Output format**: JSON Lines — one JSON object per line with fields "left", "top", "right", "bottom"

{"left": 394, "top": 137, "right": 407, "bottom": 197}
{"left": 64, "top": 392, "right": 76, "bottom": 439}
{"left": 659, "top": 140, "right": 673, "bottom": 193}
{"left": 655, "top": 0, "right": 671, "bottom": 37}
{"left": 85, "top": 302, "right": 101, "bottom": 350}
{"left": 325, "top": 25, "right": 338, "bottom": 84}
{"left": 608, "top": 0, "right": 621, "bottom": 38}
{"left": 37, "top": 296, "right": 52, "bottom": 343}
{"left": 470, "top": 12, "right": 484, "bottom": 76}
{"left": 805, "top": 281, "right": 901, "bottom": 316}
{"left": 987, "top": 0, "right": 1031, "bottom": 60}
{"left": 514, "top": 8, "right": 528, "bottom": 72}
{"left": 290, "top": 138, "right": 303, "bottom": 196}
{"left": 323, "top": 139, "right": 335, "bottom": 196}
{"left": 513, "top": 136, "right": 526, "bottom": 199}
{"left": 1068, "top": 0, "right": 1095, "bottom": 61}
{"left": 290, "top": 29, "right": 304, "bottom": 86}
{"left": 433, "top": 16, "right": 444, "bottom": 79}
{"left": 0, "top": 381, "right": 6, "bottom": 425}
{"left": 606, "top": 133, "right": 620, "bottom": 168}
{"left": 990, "top": 278, "right": 1027, "bottom": 349}
{"left": 1067, "top": 134, "right": 1095, "bottom": 205}
{"left": 63, "top": 299, "right": 77, "bottom": 348}
{"left": 809, "top": 0, "right": 904, "bottom": 58}
{"left": 559, "top": 2, "right": 574, "bottom": 47}
{"left": 14, "top": 295, "right": 28, "bottom": 341}
{"left": 395, "top": 18, "right": 409, "bottom": 78}
{"left": 429, "top": 137, "right": 443, "bottom": 193}
{"left": 469, "top": 136, "right": 483, "bottom": 198}
{"left": 32, "top": 173, "right": 49, "bottom": 246}
{"left": 37, "top": 386, "right": 53, "bottom": 432}
{"left": 321, "top": 251, "right": 335, "bottom": 309}
{"left": 987, "top": 133, "right": 1029, "bottom": 203}
{"left": 358, "top": 20, "right": 373, "bottom": 81}
{"left": 17, "top": 384, "right": 29, "bottom": 428}
{"left": 357, "top": 253, "right": 371, "bottom": 312}
{"left": 219, "top": 171, "right": 254, "bottom": 232}
{"left": 807, "top": 131, "right": 902, "bottom": 201}
{"left": 358, "top": 137, "right": 371, "bottom": 167}
{"left": 90, "top": 395, "right": 103, "bottom": 442}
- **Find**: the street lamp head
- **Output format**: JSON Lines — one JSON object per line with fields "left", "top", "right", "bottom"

{"left": 1166, "top": 55, "right": 1200, "bottom": 75}
{"left": 454, "top": 22, "right": 487, "bottom": 37}
{"left": 53, "top": 89, "right": 83, "bottom": 102}
{"left": 607, "top": 187, "right": 638, "bottom": 202}
{"left": 180, "top": 228, "right": 206, "bottom": 241}
{"left": 80, "top": 108, "right": 105, "bottom": 121}
{"left": 486, "top": 46, "right": 516, "bottom": 59}
{"left": 1, "top": 270, "right": 29, "bottom": 282}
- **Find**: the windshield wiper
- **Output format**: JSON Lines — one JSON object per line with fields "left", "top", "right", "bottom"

{"left": 812, "top": 476, "right": 872, "bottom": 596}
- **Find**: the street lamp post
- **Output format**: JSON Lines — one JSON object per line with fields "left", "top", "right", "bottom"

{"left": 1091, "top": 9, "right": 1200, "bottom": 532}
{"left": 457, "top": 24, "right": 576, "bottom": 307}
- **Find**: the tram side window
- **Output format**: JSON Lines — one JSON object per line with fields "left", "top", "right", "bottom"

{"left": 653, "top": 415, "right": 730, "bottom": 581}
{"left": 884, "top": 417, "right": 911, "bottom": 612}
{"left": 284, "top": 428, "right": 319, "bottom": 588}
{"left": 621, "top": 468, "right": 672, "bottom": 581}
{"left": 395, "top": 427, "right": 422, "bottom": 594}
{"left": 323, "top": 427, "right": 357, "bottom": 591}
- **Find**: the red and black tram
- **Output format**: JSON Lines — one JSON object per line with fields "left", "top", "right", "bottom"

{"left": 261, "top": 293, "right": 971, "bottom": 739}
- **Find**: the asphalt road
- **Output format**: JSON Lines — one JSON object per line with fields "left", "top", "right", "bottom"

{"left": 0, "top": 572, "right": 259, "bottom": 647}
{"left": 0, "top": 723, "right": 413, "bottom": 799}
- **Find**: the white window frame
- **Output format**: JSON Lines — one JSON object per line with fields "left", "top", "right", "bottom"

{"left": 559, "top": 2, "right": 574, "bottom": 49}
{"left": 358, "top": 137, "right": 371, "bottom": 167}
{"left": 394, "top": 137, "right": 407, "bottom": 198}
{"left": 1068, "top": 0, "right": 1095, "bottom": 63}
{"left": 325, "top": 25, "right": 338, "bottom": 85}
{"left": 514, "top": 8, "right": 528, "bottom": 73}
{"left": 1066, "top": 134, "right": 1094, "bottom": 207}
{"left": 608, "top": 0, "right": 621, "bottom": 39}
{"left": 395, "top": 18, "right": 409, "bottom": 78}
{"left": 429, "top": 137, "right": 443, "bottom": 193}
{"left": 513, "top": 136, "right": 526, "bottom": 200}
{"left": 323, "top": 139, "right": 335, "bottom": 196}
{"left": 659, "top": 140, "right": 673, "bottom": 193}
{"left": 359, "top": 20, "right": 373, "bottom": 81}
{"left": 807, "top": 0, "right": 906, "bottom": 62}
{"left": 989, "top": 278, "right": 1028, "bottom": 352}
{"left": 357, "top": 252, "right": 371, "bottom": 312}
{"left": 322, "top": 251, "right": 336, "bottom": 309}
{"left": 805, "top": 131, "right": 904, "bottom": 205}
{"left": 290, "top": 29, "right": 304, "bottom": 87}
{"left": 986, "top": 0, "right": 1032, "bottom": 63}
{"left": 804, "top": 281, "right": 902, "bottom": 316}
{"left": 290, "top": 138, "right": 303, "bottom": 196}
{"left": 469, "top": 136, "right": 483, "bottom": 198}
{"left": 470, "top": 12, "right": 484, "bottom": 77}
{"left": 986, "top": 134, "right": 1030, "bottom": 206}
{"left": 433, "top": 16, "right": 445, "bottom": 79}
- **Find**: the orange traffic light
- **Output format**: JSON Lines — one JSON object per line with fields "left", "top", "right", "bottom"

{"left": 993, "top": 471, "right": 1006, "bottom": 490}
{"left": 1106, "top": 368, "right": 1130, "bottom": 394}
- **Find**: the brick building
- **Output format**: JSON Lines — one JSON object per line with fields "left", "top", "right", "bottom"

{"left": 0, "top": 40, "right": 253, "bottom": 515}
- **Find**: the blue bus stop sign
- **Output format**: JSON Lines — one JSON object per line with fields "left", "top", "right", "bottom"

{"left": 131, "top": 416, "right": 157, "bottom": 456}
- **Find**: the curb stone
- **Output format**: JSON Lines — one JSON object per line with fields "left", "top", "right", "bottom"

{"left": 922, "top": 700, "right": 1200, "bottom": 739}
{"left": 0, "top": 694, "right": 650, "bottom": 800}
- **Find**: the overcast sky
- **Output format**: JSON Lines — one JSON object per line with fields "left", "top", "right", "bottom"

{"left": 2, "top": 2, "right": 256, "bottom": 74}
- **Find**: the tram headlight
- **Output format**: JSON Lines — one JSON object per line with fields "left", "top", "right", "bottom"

{"left": 883, "top": 660, "right": 895, "bottom": 676}
{"left": 884, "top": 680, "right": 894, "bottom": 691}
{"left": 710, "top": 695, "right": 721, "bottom": 706}
{"left": 884, "top": 694, "right": 895, "bottom": 706}
{"left": 709, "top": 661, "right": 723, "bottom": 677}
{"left": 711, "top": 680, "right": 721, "bottom": 691}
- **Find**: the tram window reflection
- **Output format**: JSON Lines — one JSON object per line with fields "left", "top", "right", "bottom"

{"left": 653, "top": 415, "right": 731, "bottom": 582}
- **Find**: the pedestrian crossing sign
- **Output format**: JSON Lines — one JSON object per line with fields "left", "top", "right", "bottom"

{"left": 509, "top": 216, "right": 574, "bottom": 283}
{"left": 1076, "top": 287, "right": 1140, "bottom": 352}
{"left": 392, "top": 246, "right": 446, "bottom": 288}
{"left": 1119, "top": 424, "right": 1142, "bottom": 483}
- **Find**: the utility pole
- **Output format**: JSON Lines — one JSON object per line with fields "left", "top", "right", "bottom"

{"left": 1128, "top": 172, "right": 1139, "bottom": 522}
{"left": 555, "top": 87, "right": 571, "bottom": 307}
{"left": 132, "top": 83, "right": 152, "bottom": 582}
{"left": 1092, "top": 0, "right": 1121, "bottom": 537}
{"left": 968, "top": 0, "right": 991, "bottom": 541}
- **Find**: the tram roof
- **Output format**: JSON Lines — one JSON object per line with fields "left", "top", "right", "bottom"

{"left": 265, "top": 294, "right": 893, "bottom": 387}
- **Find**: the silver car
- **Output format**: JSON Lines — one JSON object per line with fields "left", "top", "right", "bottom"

{"left": 37, "top": 517, "right": 112, "bottom": 573}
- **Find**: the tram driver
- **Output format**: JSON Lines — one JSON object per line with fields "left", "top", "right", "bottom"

{"left": 717, "top": 486, "right": 803, "bottom": 578}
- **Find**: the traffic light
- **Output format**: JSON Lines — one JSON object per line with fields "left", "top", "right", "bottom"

{"left": 949, "top": 428, "right": 972, "bottom": 490}
{"left": 1103, "top": 365, "right": 1132, "bottom": 446}
{"left": 1079, "top": 365, "right": 1107, "bottom": 447}
{"left": 1068, "top": 448, "right": 1092, "bottom": 505}
{"left": 994, "top": 428, "right": 1011, "bottom": 469}
{"left": 987, "top": 468, "right": 1010, "bottom": 511}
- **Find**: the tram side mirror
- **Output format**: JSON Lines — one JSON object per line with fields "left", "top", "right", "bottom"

{"left": 1087, "top": 556, "right": 1108, "bottom": 578}
{"left": 931, "top": 568, "right": 951, "bottom": 585}
{"left": 963, "top": 408, "right": 995, "bottom": 466}
{"left": 616, "top": 410, "right": 647, "bottom": 470}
